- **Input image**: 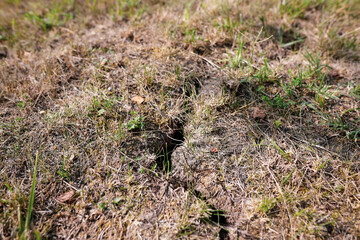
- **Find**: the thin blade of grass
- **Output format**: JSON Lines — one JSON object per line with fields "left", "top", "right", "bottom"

{"left": 18, "top": 205, "right": 24, "bottom": 237}
{"left": 280, "top": 38, "right": 304, "bottom": 48}
{"left": 24, "top": 151, "right": 39, "bottom": 237}
{"left": 270, "top": 139, "right": 291, "bottom": 162}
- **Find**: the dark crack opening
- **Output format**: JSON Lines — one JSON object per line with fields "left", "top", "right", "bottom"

{"left": 155, "top": 125, "right": 184, "bottom": 173}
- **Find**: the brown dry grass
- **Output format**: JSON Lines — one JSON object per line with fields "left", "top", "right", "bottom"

{"left": 1, "top": 0, "right": 359, "bottom": 239}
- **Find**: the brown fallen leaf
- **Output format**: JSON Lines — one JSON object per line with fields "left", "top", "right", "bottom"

{"left": 56, "top": 190, "right": 75, "bottom": 203}
{"left": 131, "top": 96, "right": 144, "bottom": 104}
{"left": 211, "top": 147, "right": 218, "bottom": 153}
{"left": 253, "top": 107, "right": 266, "bottom": 120}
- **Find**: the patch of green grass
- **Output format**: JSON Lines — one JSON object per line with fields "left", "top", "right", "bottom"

{"left": 58, "top": 164, "right": 70, "bottom": 181}
{"left": 307, "top": 104, "right": 360, "bottom": 140}
{"left": 215, "top": 13, "right": 240, "bottom": 35}
{"left": 252, "top": 58, "right": 276, "bottom": 83}
{"left": 259, "top": 74, "right": 302, "bottom": 110}
{"left": 24, "top": 2, "right": 73, "bottom": 32}
{"left": 302, "top": 50, "right": 328, "bottom": 80}
{"left": 222, "top": 36, "right": 245, "bottom": 69}
{"left": 125, "top": 111, "right": 144, "bottom": 131}
{"left": 138, "top": 64, "right": 156, "bottom": 88}
{"left": 184, "top": 27, "right": 198, "bottom": 43}
{"left": 88, "top": 96, "right": 118, "bottom": 118}
{"left": 280, "top": 0, "right": 325, "bottom": 19}
{"left": 349, "top": 83, "right": 360, "bottom": 100}
{"left": 108, "top": 0, "right": 147, "bottom": 21}
{"left": 5, "top": 0, "right": 20, "bottom": 4}
{"left": 259, "top": 196, "right": 278, "bottom": 215}
{"left": 262, "top": 93, "right": 294, "bottom": 109}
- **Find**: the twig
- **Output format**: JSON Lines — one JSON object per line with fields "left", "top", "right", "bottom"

{"left": 190, "top": 51, "right": 222, "bottom": 69}
{"left": 63, "top": 180, "right": 80, "bottom": 192}
{"left": 189, "top": 51, "right": 234, "bottom": 78}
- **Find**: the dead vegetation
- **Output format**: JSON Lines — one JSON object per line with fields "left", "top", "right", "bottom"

{"left": 0, "top": 0, "right": 359, "bottom": 239}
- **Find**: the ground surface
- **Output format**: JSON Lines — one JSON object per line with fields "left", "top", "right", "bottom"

{"left": 1, "top": 0, "right": 360, "bottom": 239}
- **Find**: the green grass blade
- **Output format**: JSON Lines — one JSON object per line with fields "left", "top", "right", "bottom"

{"left": 270, "top": 139, "right": 291, "bottom": 162}
{"left": 24, "top": 152, "right": 39, "bottom": 234}
{"left": 18, "top": 205, "right": 24, "bottom": 237}
{"left": 280, "top": 38, "right": 304, "bottom": 48}
{"left": 281, "top": 168, "right": 295, "bottom": 185}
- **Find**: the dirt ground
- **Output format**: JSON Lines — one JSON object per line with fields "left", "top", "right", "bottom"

{"left": 1, "top": 0, "right": 360, "bottom": 239}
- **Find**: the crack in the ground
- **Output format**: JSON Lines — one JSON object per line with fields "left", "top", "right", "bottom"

{"left": 152, "top": 64, "right": 231, "bottom": 239}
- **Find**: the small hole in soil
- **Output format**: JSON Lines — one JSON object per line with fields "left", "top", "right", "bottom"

{"left": 184, "top": 76, "right": 201, "bottom": 97}
{"left": 193, "top": 190, "right": 229, "bottom": 239}
{"left": 219, "top": 228, "right": 229, "bottom": 240}
{"left": 280, "top": 28, "right": 305, "bottom": 50}
{"left": 155, "top": 127, "right": 184, "bottom": 173}
{"left": 208, "top": 207, "right": 227, "bottom": 225}
{"left": 201, "top": 206, "right": 229, "bottom": 240}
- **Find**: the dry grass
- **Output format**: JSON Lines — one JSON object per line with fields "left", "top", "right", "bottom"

{"left": 0, "top": 0, "right": 359, "bottom": 239}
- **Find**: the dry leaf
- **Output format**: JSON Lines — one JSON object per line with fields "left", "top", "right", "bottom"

{"left": 211, "top": 147, "right": 218, "bottom": 153}
{"left": 56, "top": 190, "right": 75, "bottom": 203}
{"left": 253, "top": 107, "right": 266, "bottom": 120}
{"left": 131, "top": 96, "right": 144, "bottom": 104}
